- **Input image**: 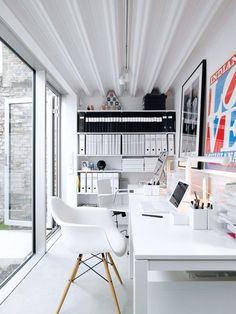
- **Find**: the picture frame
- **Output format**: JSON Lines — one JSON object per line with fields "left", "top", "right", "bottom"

{"left": 178, "top": 60, "right": 206, "bottom": 168}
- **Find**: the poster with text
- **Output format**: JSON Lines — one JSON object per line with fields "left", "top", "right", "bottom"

{"left": 205, "top": 53, "right": 236, "bottom": 171}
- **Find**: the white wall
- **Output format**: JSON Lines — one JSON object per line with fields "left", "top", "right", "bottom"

{"left": 170, "top": 1, "right": 236, "bottom": 192}
{"left": 79, "top": 90, "right": 174, "bottom": 111}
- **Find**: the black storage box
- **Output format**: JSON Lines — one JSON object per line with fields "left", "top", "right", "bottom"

{"left": 143, "top": 93, "right": 167, "bottom": 110}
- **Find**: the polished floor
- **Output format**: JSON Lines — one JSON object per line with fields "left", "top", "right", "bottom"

{"left": 0, "top": 236, "right": 132, "bottom": 314}
{"left": 1, "top": 234, "right": 236, "bottom": 314}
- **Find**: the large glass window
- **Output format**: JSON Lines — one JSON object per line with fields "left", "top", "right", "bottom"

{"left": 46, "top": 85, "right": 60, "bottom": 239}
{"left": 0, "top": 40, "right": 34, "bottom": 286}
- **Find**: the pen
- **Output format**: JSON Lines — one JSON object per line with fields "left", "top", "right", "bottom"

{"left": 142, "top": 214, "right": 163, "bottom": 218}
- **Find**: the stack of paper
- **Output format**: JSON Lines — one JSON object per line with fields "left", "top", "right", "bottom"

{"left": 122, "top": 158, "right": 144, "bottom": 172}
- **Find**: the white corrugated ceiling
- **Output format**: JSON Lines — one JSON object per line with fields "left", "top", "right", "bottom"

{"left": 1, "top": 0, "right": 225, "bottom": 96}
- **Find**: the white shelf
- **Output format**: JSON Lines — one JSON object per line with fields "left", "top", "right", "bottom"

{"left": 77, "top": 192, "right": 97, "bottom": 195}
{"left": 77, "top": 109, "right": 176, "bottom": 113}
{"left": 77, "top": 132, "right": 175, "bottom": 135}
{"left": 77, "top": 170, "right": 153, "bottom": 173}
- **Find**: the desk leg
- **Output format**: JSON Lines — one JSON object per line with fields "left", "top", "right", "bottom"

{"left": 133, "top": 259, "right": 148, "bottom": 314}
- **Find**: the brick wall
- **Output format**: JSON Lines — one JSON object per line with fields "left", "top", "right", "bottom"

{"left": 0, "top": 44, "right": 33, "bottom": 224}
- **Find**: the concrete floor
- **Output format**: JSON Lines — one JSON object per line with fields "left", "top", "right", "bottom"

{"left": 1, "top": 234, "right": 236, "bottom": 314}
{"left": 0, "top": 237, "right": 132, "bottom": 314}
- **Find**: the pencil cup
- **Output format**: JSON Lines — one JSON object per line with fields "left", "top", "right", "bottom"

{"left": 144, "top": 185, "right": 152, "bottom": 195}
{"left": 189, "top": 207, "right": 208, "bottom": 230}
{"left": 152, "top": 185, "right": 160, "bottom": 195}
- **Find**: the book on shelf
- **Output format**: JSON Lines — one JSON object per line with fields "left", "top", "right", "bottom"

{"left": 77, "top": 111, "right": 176, "bottom": 133}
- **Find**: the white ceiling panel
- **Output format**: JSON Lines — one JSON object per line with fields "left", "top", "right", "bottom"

{"left": 1, "top": 0, "right": 226, "bottom": 96}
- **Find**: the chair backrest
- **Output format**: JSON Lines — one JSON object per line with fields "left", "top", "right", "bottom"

{"left": 50, "top": 197, "right": 76, "bottom": 225}
{"left": 97, "top": 179, "right": 113, "bottom": 194}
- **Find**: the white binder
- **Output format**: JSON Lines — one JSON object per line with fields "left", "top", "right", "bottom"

{"left": 155, "top": 134, "right": 162, "bottom": 155}
{"left": 145, "top": 134, "right": 151, "bottom": 155}
{"left": 80, "top": 173, "right": 86, "bottom": 193}
{"left": 79, "top": 134, "right": 85, "bottom": 155}
{"left": 161, "top": 134, "right": 167, "bottom": 152}
{"left": 140, "top": 135, "right": 145, "bottom": 155}
{"left": 87, "top": 173, "right": 92, "bottom": 193}
{"left": 92, "top": 173, "right": 98, "bottom": 193}
{"left": 150, "top": 134, "right": 156, "bottom": 155}
{"left": 168, "top": 134, "right": 175, "bottom": 156}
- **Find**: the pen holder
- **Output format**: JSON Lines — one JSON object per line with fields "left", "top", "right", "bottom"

{"left": 189, "top": 207, "right": 208, "bottom": 230}
{"left": 144, "top": 185, "right": 152, "bottom": 195}
{"left": 152, "top": 185, "right": 160, "bottom": 196}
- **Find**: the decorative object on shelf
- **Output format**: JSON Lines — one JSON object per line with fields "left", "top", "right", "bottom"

{"left": 97, "top": 160, "right": 106, "bottom": 170}
{"left": 179, "top": 60, "right": 206, "bottom": 169}
{"left": 87, "top": 105, "right": 95, "bottom": 110}
{"left": 81, "top": 161, "right": 89, "bottom": 170}
{"left": 105, "top": 90, "right": 122, "bottom": 110}
{"left": 205, "top": 53, "right": 236, "bottom": 172}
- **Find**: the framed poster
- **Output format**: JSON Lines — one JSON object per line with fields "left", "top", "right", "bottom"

{"left": 179, "top": 60, "right": 206, "bottom": 168}
{"left": 205, "top": 53, "right": 236, "bottom": 172}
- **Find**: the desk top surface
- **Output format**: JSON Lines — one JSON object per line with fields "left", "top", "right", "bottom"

{"left": 129, "top": 190, "right": 236, "bottom": 260}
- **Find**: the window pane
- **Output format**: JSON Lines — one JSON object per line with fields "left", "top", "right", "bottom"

{"left": 0, "top": 41, "right": 34, "bottom": 286}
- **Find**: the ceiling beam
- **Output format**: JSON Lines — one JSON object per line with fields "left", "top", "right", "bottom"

{"left": 0, "top": 0, "right": 76, "bottom": 96}
{"left": 161, "top": 0, "right": 224, "bottom": 92}
{"left": 32, "top": 0, "right": 92, "bottom": 96}
{"left": 129, "top": 0, "right": 152, "bottom": 96}
{"left": 102, "top": 0, "right": 121, "bottom": 95}
{"left": 68, "top": 0, "right": 106, "bottom": 96}
{"left": 144, "top": 0, "right": 187, "bottom": 93}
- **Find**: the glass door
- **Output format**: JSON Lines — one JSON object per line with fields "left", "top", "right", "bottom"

{"left": 0, "top": 41, "right": 34, "bottom": 287}
{"left": 46, "top": 85, "right": 60, "bottom": 238}
{"left": 4, "top": 98, "right": 33, "bottom": 227}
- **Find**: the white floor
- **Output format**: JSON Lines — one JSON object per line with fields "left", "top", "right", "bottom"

{"left": 0, "top": 236, "right": 132, "bottom": 314}
{"left": 1, "top": 234, "right": 236, "bottom": 314}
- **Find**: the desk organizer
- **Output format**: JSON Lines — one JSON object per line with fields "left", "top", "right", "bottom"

{"left": 189, "top": 207, "right": 208, "bottom": 230}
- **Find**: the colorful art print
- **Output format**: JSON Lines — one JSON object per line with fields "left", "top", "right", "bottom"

{"left": 205, "top": 53, "right": 236, "bottom": 171}
{"left": 179, "top": 60, "right": 206, "bottom": 168}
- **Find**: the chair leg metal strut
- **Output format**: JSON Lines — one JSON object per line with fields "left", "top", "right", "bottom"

{"left": 56, "top": 253, "right": 122, "bottom": 314}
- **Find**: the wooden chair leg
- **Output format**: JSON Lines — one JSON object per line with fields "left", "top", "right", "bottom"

{"left": 102, "top": 253, "right": 121, "bottom": 314}
{"left": 107, "top": 252, "right": 123, "bottom": 284}
{"left": 56, "top": 254, "right": 83, "bottom": 314}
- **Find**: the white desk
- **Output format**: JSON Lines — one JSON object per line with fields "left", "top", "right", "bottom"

{"left": 129, "top": 190, "right": 236, "bottom": 314}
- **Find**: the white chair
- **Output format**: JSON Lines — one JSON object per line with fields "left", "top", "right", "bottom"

{"left": 50, "top": 197, "right": 127, "bottom": 314}
{"left": 97, "top": 179, "right": 129, "bottom": 229}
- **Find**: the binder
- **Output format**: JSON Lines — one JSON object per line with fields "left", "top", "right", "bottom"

{"left": 78, "top": 112, "right": 85, "bottom": 132}
{"left": 161, "top": 134, "right": 167, "bottom": 152}
{"left": 145, "top": 134, "right": 151, "bottom": 155}
{"left": 155, "top": 134, "right": 162, "bottom": 155}
{"left": 140, "top": 135, "right": 145, "bottom": 155}
{"left": 86, "top": 135, "right": 90, "bottom": 155}
{"left": 162, "top": 113, "right": 168, "bottom": 132}
{"left": 167, "top": 112, "right": 176, "bottom": 132}
{"left": 86, "top": 173, "right": 92, "bottom": 193}
{"left": 80, "top": 173, "right": 86, "bottom": 193}
{"left": 150, "top": 134, "right": 156, "bottom": 155}
{"left": 79, "top": 134, "right": 85, "bottom": 155}
{"left": 168, "top": 134, "right": 175, "bottom": 156}
{"left": 92, "top": 173, "right": 98, "bottom": 193}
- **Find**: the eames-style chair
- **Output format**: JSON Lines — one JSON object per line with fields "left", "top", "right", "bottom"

{"left": 50, "top": 197, "right": 127, "bottom": 314}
